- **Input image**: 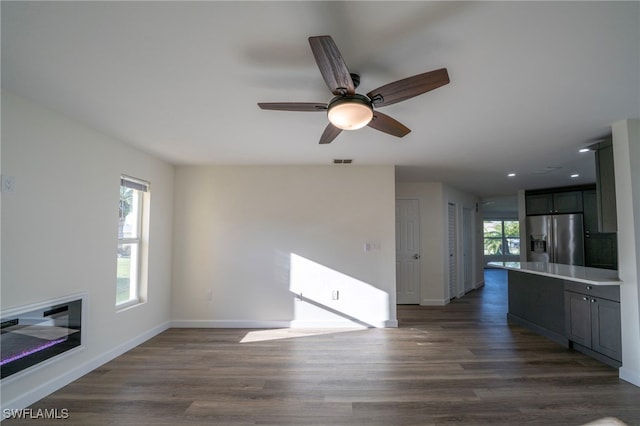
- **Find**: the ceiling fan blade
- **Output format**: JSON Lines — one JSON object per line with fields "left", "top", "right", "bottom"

{"left": 308, "top": 36, "right": 355, "bottom": 96}
{"left": 319, "top": 123, "right": 343, "bottom": 144}
{"left": 367, "top": 111, "right": 411, "bottom": 138}
{"left": 258, "top": 102, "right": 327, "bottom": 112}
{"left": 367, "top": 68, "right": 450, "bottom": 108}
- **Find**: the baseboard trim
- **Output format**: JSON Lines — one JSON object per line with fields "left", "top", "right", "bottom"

{"left": 420, "top": 299, "right": 447, "bottom": 306}
{"left": 571, "top": 342, "right": 621, "bottom": 369}
{"left": 384, "top": 320, "right": 399, "bottom": 328}
{"left": 1, "top": 321, "right": 170, "bottom": 413}
{"left": 507, "top": 313, "right": 569, "bottom": 348}
{"left": 172, "top": 319, "right": 397, "bottom": 329}
{"left": 620, "top": 366, "right": 640, "bottom": 387}
{"left": 289, "top": 319, "right": 393, "bottom": 328}
{"left": 172, "top": 319, "right": 290, "bottom": 329}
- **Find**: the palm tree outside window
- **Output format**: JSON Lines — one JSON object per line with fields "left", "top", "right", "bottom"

{"left": 484, "top": 220, "right": 520, "bottom": 255}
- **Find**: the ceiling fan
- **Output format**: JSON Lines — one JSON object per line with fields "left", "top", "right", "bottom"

{"left": 258, "top": 35, "right": 450, "bottom": 144}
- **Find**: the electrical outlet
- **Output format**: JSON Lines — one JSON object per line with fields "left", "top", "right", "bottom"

{"left": 1, "top": 175, "right": 16, "bottom": 193}
{"left": 332, "top": 290, "right": 339, "bottom": 300}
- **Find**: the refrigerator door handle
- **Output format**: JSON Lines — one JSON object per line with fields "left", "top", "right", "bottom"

{"left": 549, "top": 216, "right": 556, "bottom": 263}
{"left": 550, "top": 216, "right": 560, "bottom": 263}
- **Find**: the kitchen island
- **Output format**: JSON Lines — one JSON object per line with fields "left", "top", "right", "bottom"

{"left": 489, "top": 261, "right": 623, "bottom": 367}
{"left": 489, "top": 261, "right": 622, "bottom": 285}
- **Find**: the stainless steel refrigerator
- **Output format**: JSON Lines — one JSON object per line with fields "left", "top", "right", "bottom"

{"left": 526, "top": 214, "right": 585, "bottom": 265}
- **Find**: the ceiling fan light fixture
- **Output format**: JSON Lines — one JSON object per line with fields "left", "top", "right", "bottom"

{"left": 327, "top": 95, "right": 373, "bottom": 130}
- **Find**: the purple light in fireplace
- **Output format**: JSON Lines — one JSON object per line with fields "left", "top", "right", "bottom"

{"left": 0, "top": 337, "right": 67, "bottom": 366}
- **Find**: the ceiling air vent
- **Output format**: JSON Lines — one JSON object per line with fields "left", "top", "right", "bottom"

{"left": 530, "top": 166, "right": 561, "bottom": 175}
{"left": 333, "top": 159, "right": 353, "bottom": 164}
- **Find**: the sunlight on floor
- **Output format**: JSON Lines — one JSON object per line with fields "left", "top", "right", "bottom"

{"left": 240, "top": 327, "right": 366, "bottom": 343}
{"left": 581, "top": 417, "right": 628, "bottom": 425}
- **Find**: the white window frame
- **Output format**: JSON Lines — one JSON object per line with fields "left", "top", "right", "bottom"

{"left": 117, "top": 175, "right": 149, "bottom": 310}
{"left": 483, "top": 219, "right": 520, "bottom": 256}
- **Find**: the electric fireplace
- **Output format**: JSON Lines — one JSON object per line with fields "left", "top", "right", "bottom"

{"left": 1, "top": 295, "right": 84, "bottom": 380}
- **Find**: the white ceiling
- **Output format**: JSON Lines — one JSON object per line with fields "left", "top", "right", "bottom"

{"left": 2, "top": 1, "right": 639, "bottom": 198}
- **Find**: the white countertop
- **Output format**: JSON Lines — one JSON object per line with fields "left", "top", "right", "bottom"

{"left": 488, "top": 261, "right": 622, "bottom": 285}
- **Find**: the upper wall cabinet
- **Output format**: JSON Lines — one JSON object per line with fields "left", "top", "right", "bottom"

{"left": 526, "top": 191, "right": 584, "bottom": 215}
{"left": 525, "top": 193, "right": 554, "bottom": 215}
{"left": 595, "top": 142, "right": 617, "bottom": 232}
{"left": 553, "top": 191, "right": 584, "bottom": 213}
{"left": 582, "top": 189, "right": 598, "bottom": 234}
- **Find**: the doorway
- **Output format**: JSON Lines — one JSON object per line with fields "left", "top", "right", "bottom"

{"left": 448, "top": 202, "right": 458, "bottom": 300}
{"left": 463, "top": 207, "right": 473, "bottom": 293}
{"left": 396, "top": 199, "right": 421, "bottom": 304}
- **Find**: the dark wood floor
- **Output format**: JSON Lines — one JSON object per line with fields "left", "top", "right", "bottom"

{"left": 7, "top": 270, "right": 640, "bottom": 425}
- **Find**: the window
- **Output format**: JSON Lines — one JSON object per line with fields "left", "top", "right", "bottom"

{"left": 484, "top": 220, "right": 520, "bottom": 255}
{"left": 117, "top": 176, "right": 149, "bottom": 308}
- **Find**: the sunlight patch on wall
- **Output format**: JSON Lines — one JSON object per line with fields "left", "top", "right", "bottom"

{"left": 289, "top": 253, "right": 390, "bottom": 327}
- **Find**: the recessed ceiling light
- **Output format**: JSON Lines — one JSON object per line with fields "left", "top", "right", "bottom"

{"left": 571, "top": 173, "right": 580, "bottom": 178}
{"left": 579, "top": 148, "right": 591, "bottom": 153}
{"left": 507, "top": 173, "right": 516, "bottom": 177}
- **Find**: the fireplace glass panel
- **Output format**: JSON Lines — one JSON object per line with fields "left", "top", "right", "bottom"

{"left": 1, "top": 298, "right": 82, "bottom": 379}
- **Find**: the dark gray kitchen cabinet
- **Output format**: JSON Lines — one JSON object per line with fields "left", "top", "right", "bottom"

{"left": 506, "top": 271, "right": 622, "bottom": 367}
{"left": 582, "top": 189, "right": 598, "bottom": 234}
{"left": 507, "top": 271, "right": 567, "bottom": 346}
{"left": 525, "top": 190, "right": 583, "bottom": 215}
{"left": 565, "top": 291, "right": 592, "bottom": 347}
{"left": 564, "top": 282, "right": 621, "bottom": 366}
{"left": 553, "top": 191, "right": 583, "bottom": 213}
{"left": 526, "top": 193, "right": 555, "bottom": 215}
{"left": 595, "top": 143, "right": 617, "bottom": 232}
{"left": 591, "top": 297, "right": 622, "bottom": 360}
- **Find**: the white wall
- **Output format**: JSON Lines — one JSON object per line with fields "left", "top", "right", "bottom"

{"left": 395, "top": 182, "right": 481, "bottom": 305}
{"left": 612, "top": 118, "right": 640, "bottom": 387}
{"left": 171, "top": 165, "right": 397, "bottom": 328}
{"left": 481, "top": 195, "right": 519, "bottom": 220}
{"left": 1, "top": 92, "right": 175, "bottom": 409}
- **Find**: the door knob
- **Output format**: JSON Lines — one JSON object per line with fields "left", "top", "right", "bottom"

{"left": 413, "top": 254, "right": 421, "bottom": 259}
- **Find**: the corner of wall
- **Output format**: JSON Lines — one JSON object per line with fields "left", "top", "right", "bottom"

{"left": 517, "top": 190, "right": 528, "bottom": 262}
{"left": 612, "top": 118, "right": 640, "bottom": 388}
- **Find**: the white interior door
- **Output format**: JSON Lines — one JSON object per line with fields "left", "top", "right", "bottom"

{"left": 396, "top": 199, "right": 421, "bottom": 304}
{"left": 448, "top": 203, "right": 458, "bottom": 300}
{"left": 463, "top": 207, "right": 473, "bottom": 293}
